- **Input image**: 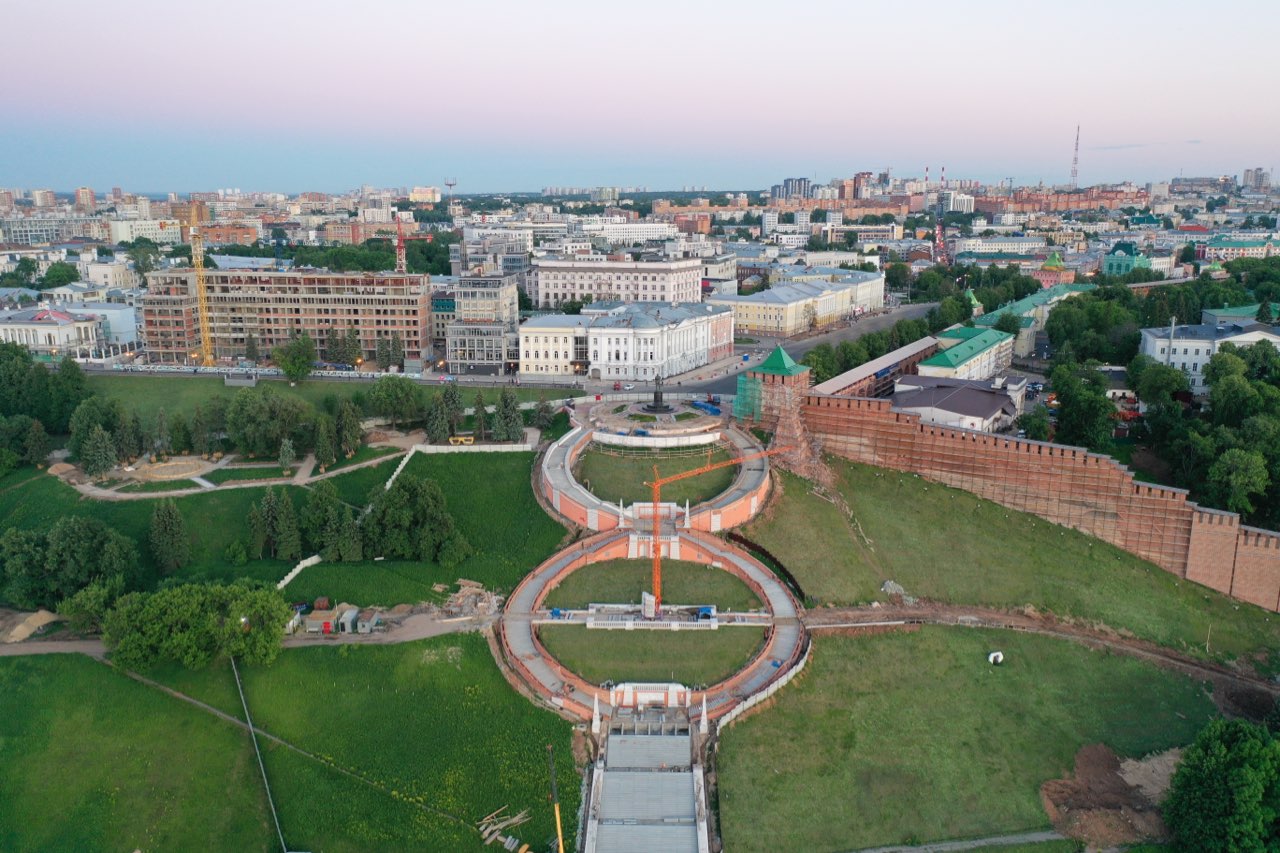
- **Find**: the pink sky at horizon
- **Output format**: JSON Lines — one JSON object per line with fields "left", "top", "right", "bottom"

{"left": 5, "top": 0, "right": 1277, "bottom": 191}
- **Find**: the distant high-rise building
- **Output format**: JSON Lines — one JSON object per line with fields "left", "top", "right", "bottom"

{"left": 794, "top": 210, "right": 811, "bottom": 230}
{"left": 409, "top": 186, "right": 442, "bottom": 203}
{"left": 761, "top": 210, "right": 779, "bottom": 236}
{"left": 0, "top": 190, "right": 14, "bottom": 211}
{"left": 853, "top": 171, "right": 874, "bottom": 199}
{"left": 782, "top": 177, "right": 810, "bottom": 200}
{"left": 1242, "top": 168, "right": 1271, "bottom": 192}
{"left": 111, "top": 187, "right": 123, "bottom": 201}
{"left": 30, "top": 189, "right": 56, "bottom": 208}
{"left": 74, "top": 187, "right": 96, "bottom": 212}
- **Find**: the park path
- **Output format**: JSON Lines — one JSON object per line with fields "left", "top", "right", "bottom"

{"left": 0, "top": 638, "right": 105, "bottom": 658}
{"left": 847, "top": 829, "right": 1066, "bottom": 852}
{"left": 804, "top": 603, "right": 1280, "bottom": 695}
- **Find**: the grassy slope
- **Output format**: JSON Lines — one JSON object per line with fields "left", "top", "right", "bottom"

{"left": 542, "top": 559, "right": 763, "bottom": 611}
{"left": 0, "top": 655, "right": 271, "bottom": 852}
{"left": 0, "top": 473, "right": 301, "bottom": 587}
{"left": 745, "top": 461, "right": 1280, "bottom": 668}
{"left": 149, "top": 634, "right": 579, "bottom": 851}
{"left": 290, "top": 453, "right": 567, "bottom": 603}
{"left": 537, "top": 625, "right": 765, "bottom": 686}
{"left": 202, "top": 466, "right": 295, "bottom": 484}
{"left": 87, "top": 374, "right": 580, "bottom": 420}
{"left": 717, "top": 627, "right": 1215, "bottom": 852}
{"left": 574, "top": 447, "right": 737, "bottom": 507}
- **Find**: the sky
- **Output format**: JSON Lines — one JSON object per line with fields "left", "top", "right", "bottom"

{"left": 4, "top": 0, "right": 1278, "bottom": 194}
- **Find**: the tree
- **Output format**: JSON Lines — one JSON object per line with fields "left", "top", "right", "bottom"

{"left": 116, "top": 411, "right": 143, "bottom": 461}
{"left": 39, "top": 261, "right": 81, "bottom": 289}
{"left": 244, "top": 332, "right": 259, "bottom": 362}
{"left": 1163, "top": 719, "right": 1280, "bottom": 853}
{"left": 1208, "top": 448, "right": 1270, "bottom": 516}
{"left": 362, "top": 473, "right": 469, "bottom": 563}
{"left": 336, "top": 506, "right": 362, "bottom": 562}
{"left": 58, "top": 574, "right": 125, "bottom": 634}
{"left": 1136, "top": 362, "right": 1190, "bottom": 409}
{"left": 1209, "top": 374, "right": 1261, "bottom": 427}
{"left": 149, "top": 499, "right": 191, "bottom": 574}
{"left": 323, "top": 327, "right": 341, "bottom": 363}
{"left": 224, "top": 386, "right": 308, "bottom": 457}
{"left": 22, "top": 419, "right": 49, "bottom": 467}
{"left": 1016, "top": 405, "right": 1051, "bottom": 441}
{"left": 278, "top": 437, "right": 295, "bottom": 471}
{"left": 68, "top": 396, "right": 124, "bottom": 458}
{"left": 369, "top": 375, "right": 421, "bottom": 427}
{"left": 425, "top": 393, "right": 450, "bottom": 444}
{"left": 389, "top": 331, "right": 404, "bottom": 369}
{"left": 81, "top": 424, "right": 118, "bottom": 479}
{"left": 190, "top": 405, "right": 210, "bottom": 457}
{"left": 343, "top": 327, "right": 362, "bottom": 365}
{"left": 126, "top": 238, "right": 160, "bottom": 276}
{"left": 103, "top": 582, "right": 293, "bottom": 671}
{"left": 993, "top": 312, "right": 1022, "bottom": 335}
{"left": 442, "top": 381, "right": 464, "bottom": 435}
{"left": 273, "top": 489, "right": 302, "bottom": 562}
{"left": 1204, "top": 352, "right": 1249, "bottom": 387}
{"left": 1257, "top": 302, "right": 1274, "bottom": 324}
{"left": 314, "top": 415, "right": 336, "bottom": 471}
{"left": 336, "top": 400, "right": 363, "bottom": 458}
{"left": 494, "top": 388, "right": 524, "bottom": 442}
{"left": 375, "top": 336, "right": 392, "bottom": 370}
{"left": 534, "top": 395, "right": 554, "bottom": 431}
{"left": 885, "top": 263, "right": 910, "bottom": 293}
{"left": 153, "top": 408, "right": 170, "bottom": 457}
{"left": 1050, "top": 365, "right": 1114, "bottom": 451}
{"left": 1, "top": 517, "right": 138, "bottom": 611}
{"left": 301, "top": 480, "right": 343, "bottom": 558}
{"left": 272, "top": 332, "right": 317, "bottom": 383}
{"left": 473, "top": 391, "right": 488, "bottom": 441}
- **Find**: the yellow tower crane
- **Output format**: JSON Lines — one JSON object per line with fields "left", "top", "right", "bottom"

{"left": 189, "top": 214, "right": 215, "bottom": 366}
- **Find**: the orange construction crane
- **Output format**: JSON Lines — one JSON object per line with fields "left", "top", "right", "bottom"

{"left": 644, "top": 446, "right": 789, "bottom": 612}
{"left": 394, "top": 219, "right": 436, "bottom": 274}
{"left": 188, "top": 213, "right": 214, "bottom": 366}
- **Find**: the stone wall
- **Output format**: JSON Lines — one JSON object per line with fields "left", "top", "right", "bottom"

{"left": 795, "top": 391, "right": 1280, "bottom": 613}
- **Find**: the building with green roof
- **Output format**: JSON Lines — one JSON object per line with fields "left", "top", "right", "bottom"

{"left": 754, "top": 345, "right": 808, "bottom": 377}
{"left": 1202, "top": 303, "right": 1280, "bottom": 326}
{"left": 918, "top": 327, "right": 1015, "bottom": 380}
{"left": 973, "top": 282, "right": 1096, "bottom": 357}
{"left": 1102, "top": 242, "right": 1152, "bottom": 277}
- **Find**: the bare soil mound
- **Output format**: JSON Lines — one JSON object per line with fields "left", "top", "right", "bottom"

{"left": 1040, "top": 743, "right": 1167, "bottom": 847}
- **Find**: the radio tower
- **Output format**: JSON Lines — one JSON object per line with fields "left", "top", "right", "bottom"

{"left": 1070, "top": 125, "right": 1080, "bottom": 189}
{"left": 444, "top": 177, "right": 457, "bottom": 211}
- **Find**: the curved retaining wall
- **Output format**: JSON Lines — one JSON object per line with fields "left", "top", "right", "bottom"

{"left": 539, "top": 424, "right": 770, "bottom": 534}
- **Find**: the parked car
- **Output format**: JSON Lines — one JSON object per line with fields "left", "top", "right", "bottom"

{"left": 623, "top": 383, "right": 635, "bottom": 390}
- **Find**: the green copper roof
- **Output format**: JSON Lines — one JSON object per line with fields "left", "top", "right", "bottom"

{"left": 920, "top": 328, "right": 1014, "bottom": 368}
{"left": 756, "top": 345, "right": 808, "bottom": 376}
{"left": 1042, "top": 251, "right": 1065, "bottom": 269}
{"left": 1210, "top": 302, "right": 1280, "bottom": 318}
{"left": 973, "top": 283, "right": 1097, "bottom": 326}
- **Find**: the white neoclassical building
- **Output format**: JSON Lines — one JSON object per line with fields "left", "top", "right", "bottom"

{"left": 519, "top": 301, "right": 734, "bottom": 381}
{"left": 0, "top": 307, "right": 100, "bottom": 354}
{"left": 530, "top": 255, "right": 702, "bottom": 309}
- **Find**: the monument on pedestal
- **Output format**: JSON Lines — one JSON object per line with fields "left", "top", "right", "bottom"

{"left": 642, "top": 373, "right": 675, "bottom": 414}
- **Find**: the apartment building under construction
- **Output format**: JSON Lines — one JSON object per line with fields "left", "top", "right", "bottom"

{"left": 141, "top": 268, "right": 430, "bottom": 364}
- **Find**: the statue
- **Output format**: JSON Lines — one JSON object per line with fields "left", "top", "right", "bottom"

{"left": 643, "top": 372, "right": 674, "bottom": 414}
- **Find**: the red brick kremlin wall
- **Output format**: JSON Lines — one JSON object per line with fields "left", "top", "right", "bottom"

{"left": 794, "top": 392, "right": 1280, "bottom": 612}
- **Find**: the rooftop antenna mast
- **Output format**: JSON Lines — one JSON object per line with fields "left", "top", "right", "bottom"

{"left": 444, "top": 177, "right": 457, "bottom": 212}
{"left": 1071, "top": 125, "right": 1080, "bottom": 189}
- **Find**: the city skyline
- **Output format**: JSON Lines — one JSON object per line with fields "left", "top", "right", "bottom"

{"left": 4, "top": 0, "right": 1278, "bottom": 192}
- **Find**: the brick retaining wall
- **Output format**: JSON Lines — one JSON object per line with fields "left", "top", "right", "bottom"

{"left": 796, "top": 391, "right": 1280, "bottom": 613}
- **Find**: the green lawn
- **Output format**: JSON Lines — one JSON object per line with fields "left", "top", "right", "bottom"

{"left": 537, "top": 625, "right": 765, "bottom": 686}
{"left": 149, "top": 633, "right": 580, "bottom": 851}
{"left": 574, "top": 446, "right": 737, "bottom": 507}
{"left": 284, "top": 560, "right": 451, "bottom": 607}
{"left": 86, "top": 374, "right": 581, "bottom": 421}
{"left": 745, "top": 461, "right": 1280, "bottom": 671}
{"left": 203, "top": 466, "right": 295, "bottom": 484}
{"left": 325, "top": 457, "right": 400, "bottom": 506}
{"left": 716, "top": 627, "right": 1216, "bottom": 852}
{"left": 323, "top": 443, "right": 402, "bottom": 472}
{"left": 0, "top": 654, "right": 272, "bottom": 852}
{"left": 115, "top": 477, "right": 204, "bottom": 493}
{"left": 0, "top": 473, "right": 299, "bottom": 588}
{"left": 542, "top": 559, "right": 763, "bottom": 611}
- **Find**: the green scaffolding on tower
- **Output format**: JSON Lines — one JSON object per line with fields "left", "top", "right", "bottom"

{"left": 733, "top": 373, "right": 762, "bottom": 422}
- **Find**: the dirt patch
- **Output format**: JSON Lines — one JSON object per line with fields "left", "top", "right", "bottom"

{"left": 571, "top": 728, "right": 594, "bottom": 768}
{"left": 1130, "top": 446, "right": 1174, "bottom": 484}
{"left": 1214, "top": 681, "right": 1277, "bottom": 721}
{"left": 1119, "top": 747, "right": 1181, "bottom": 804}
{"left": 3, "top": 609, "right": 64, "bottom": 643}
{"left": 1040, "top": 743, "right": 1167, "bottom": 848}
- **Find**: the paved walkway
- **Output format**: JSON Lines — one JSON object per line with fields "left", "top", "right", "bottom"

{"left": 847, "top": 829, "right": 1065, "bottom": 852}
{"left": 500, "top": 529, "right": 804, "bottom": 723}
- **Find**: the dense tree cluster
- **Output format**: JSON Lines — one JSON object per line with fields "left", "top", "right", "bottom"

{"left": 362, "top": 473, "right": 471, "bottom": 567}
{"left": 103, "top": 581, "right": 293, "bottom": 671}
{"left": 1163, "top": 718, "right": 1280, "bottom": 852}
{"left": 0, "top": 517, "right": 141, "bottom": 611}
{"left": 211, "top": 233, "right": 460, "bottom": 276}
{"left": 248, "top": 487, "right": 302, "bottom": 562}
{"left": 800, "top": 314, "right": 949, "bottom": 384}
{"left": 0, "top": 344, "right": 88, "bottom": 434}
